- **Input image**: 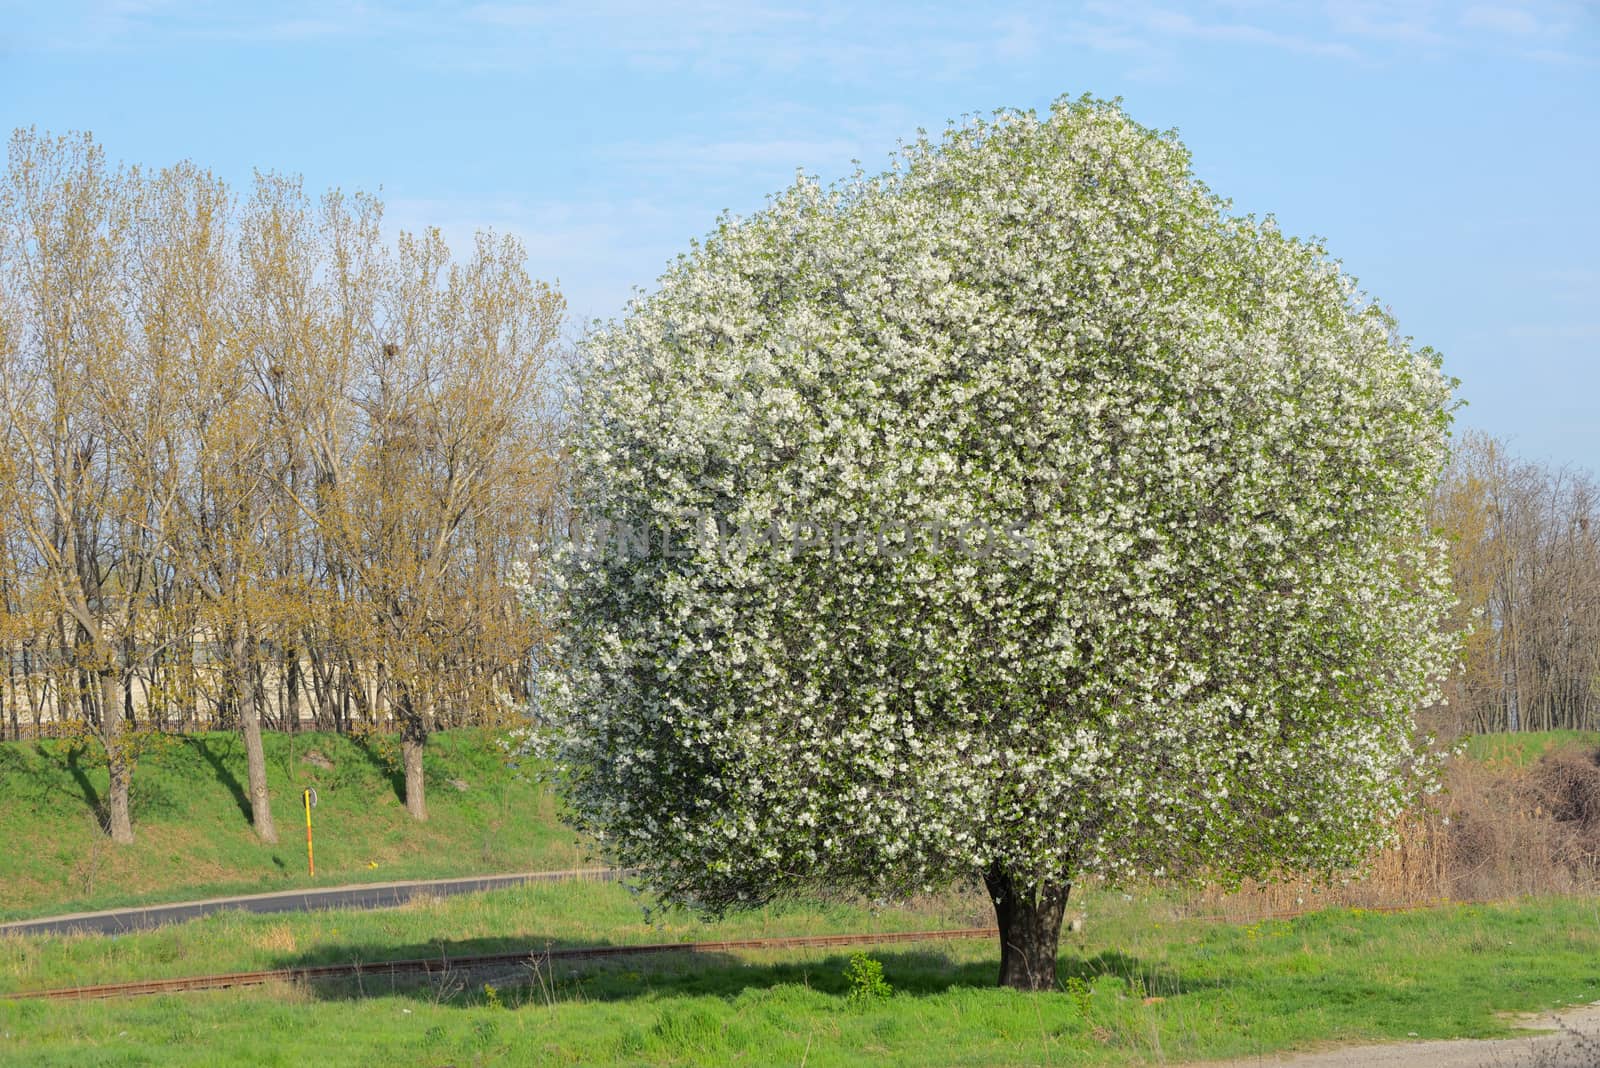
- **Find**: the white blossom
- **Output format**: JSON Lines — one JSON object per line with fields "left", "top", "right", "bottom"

{"left": 530, "top": 96, "right": 1457, "bottom": 912}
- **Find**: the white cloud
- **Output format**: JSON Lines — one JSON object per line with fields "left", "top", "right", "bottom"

{"left": 1078, "top": 2, "right": 1366, "bottom": 60}
{"left": 994, "top": 13, "right": 1042, "bottom": 60}
{"left": 1138, "top": 7, "right": 1363, "bottom": 58}
{"left": 384, "top": 192, "right": 706, "bottom": 324}
{"left": 1505, "top": 323, "right": 1600, "bottom": 341}
{"left": 1461, "top": 4, "right": 1542, "bottom": 35}
{"left": 605, "top": 136, "right": 866, "bottom": 176}
{"left": 1068, "top": 0, "right": 1594, "bottom": 76}
{"left": 1327, "top": 1, "right": 1447, "bottom": 46}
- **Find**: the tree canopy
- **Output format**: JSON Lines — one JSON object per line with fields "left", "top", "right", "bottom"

{"left": 536, "top": 96, "right": 1457, "bottom": 990}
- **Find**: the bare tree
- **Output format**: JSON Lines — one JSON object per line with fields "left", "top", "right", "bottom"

{"left": 0, "top": 130, "right": 143, "bottom": 840}
{"left": 278, "top": 221, "right": 561, "bottom": 819}
{"left": 1434, "top": 431, "right": 1600, "bottom": 734}
{"left": 157, "top": 163, "right": 286, "bottom": 842}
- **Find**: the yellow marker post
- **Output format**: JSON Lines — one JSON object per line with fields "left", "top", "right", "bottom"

{"left": 303, "top": 787, "right": 318, "bottom": 878}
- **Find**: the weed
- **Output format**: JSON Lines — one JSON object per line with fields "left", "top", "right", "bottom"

{"left": 843, "top": 952, "right": 892, "bottom": 1007}
{"left": 1065, "top": 976, "right": 1092, "bottom": 1018}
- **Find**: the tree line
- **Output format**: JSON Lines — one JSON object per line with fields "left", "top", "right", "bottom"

{"left": 0, "top": 130, "right": 565, "bottom": 843}
{"left": 1433, "top": 430, "right": 1600, "bottom": 736}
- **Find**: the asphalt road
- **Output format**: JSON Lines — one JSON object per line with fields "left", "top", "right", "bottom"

{"left": 0, "top": 868, "right": 620, "bottom": 938}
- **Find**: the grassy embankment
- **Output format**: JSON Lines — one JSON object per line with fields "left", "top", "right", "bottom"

{"left": 0, "top": 730, "right": 578, "bottom": 919}
{"left": 1464, "top": 729, "right": 1600, "bottom": 766}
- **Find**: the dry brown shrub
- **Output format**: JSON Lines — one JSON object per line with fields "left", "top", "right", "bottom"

{"left": 1528, "top": 749, "right": 1600, "bottom": 879}
{"left": 1180, "top": 745, "right": 1600, "bottom": 918}
{"left": 1531, "top": 749, "right": 1600, "bottom": 828}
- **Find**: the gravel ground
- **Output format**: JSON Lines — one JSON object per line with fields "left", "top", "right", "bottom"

{"left": 1202, "top": 1003, "right": 1600, "bottom": 1068}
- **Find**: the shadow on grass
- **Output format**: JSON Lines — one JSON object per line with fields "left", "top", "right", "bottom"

{"left": 63, "top": 747, "right": 108, "bottom": 831}
{"left": 347, "top": 736, "right": 406, "bottom": 806}
{"left": 186, "top": 735, "right": 252, "bottom": 825}
{"left": 274, "top": 935, "right": 1198, "bottom": 1008}
{"left": 0, "top": 743, "right": 104, "bottom": 822}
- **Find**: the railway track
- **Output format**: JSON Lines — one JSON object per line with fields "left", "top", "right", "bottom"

{"left": 3, "top": 926, "right": 1001, "bottom": 1002}
{"left": 2, "top": 897, "right": 1488, "bottom": 1003}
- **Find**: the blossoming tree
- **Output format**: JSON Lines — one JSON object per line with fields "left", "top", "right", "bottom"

{"left": 538, "top": 97, "right": 1456, "bottom": 991}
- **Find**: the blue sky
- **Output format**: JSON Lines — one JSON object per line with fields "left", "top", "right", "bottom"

{"left": 3, "top": 1, "right": 1597, "bottom": 467}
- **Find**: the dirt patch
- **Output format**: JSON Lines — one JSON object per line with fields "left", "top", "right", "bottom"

{"left": 1198, "top": 1002, "right": 1600, "bottom": 1067}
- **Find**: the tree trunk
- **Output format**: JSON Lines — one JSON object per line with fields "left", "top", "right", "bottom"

{"left": 122, "top": 637, "right": 138, "bottom": 727}
{"left": 344, "top": 657, "right": 372, "bottom": 726}
{"left": 306, "top": 640, "right": 336, "bottom": 731}
{"left": 400, "top": 686, "right": 429, "bottom": 822}
{"left": 984, "top": 862, "right": 1070, "bottom": 992}
{"left": 285, "top": 645, "right": 301, "bottom": 734}
{"left": 4, "top": 643, "right": 17, "bottom": 741}
{"left": 24, "top": 646, "right": 43, "bottom": 738}
{"left": 401, "top": 729, "right": 427, "bottom": 822}
{"left": 100, "top": 669, "right": 135, "bottom": 845}
{"left": 232, "top": 628, "right": 277, "bottom": 844}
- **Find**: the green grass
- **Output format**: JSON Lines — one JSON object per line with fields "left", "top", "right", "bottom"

{"left": 1461, "top": 729, "right": 1600, "bottom": 767}
{"left": 0, "top": 730, "right": 581, "bottom": 919}
{"left": 2, "top": 889, "right": 1598, "bottom": 1066}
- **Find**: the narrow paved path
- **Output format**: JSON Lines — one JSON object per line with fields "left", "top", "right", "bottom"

{"left": 0, "top": 868, "right": 619, "bottom": 937}
{"left": 1202, "top": 1002, "right": 1600, "bottom": 1068}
